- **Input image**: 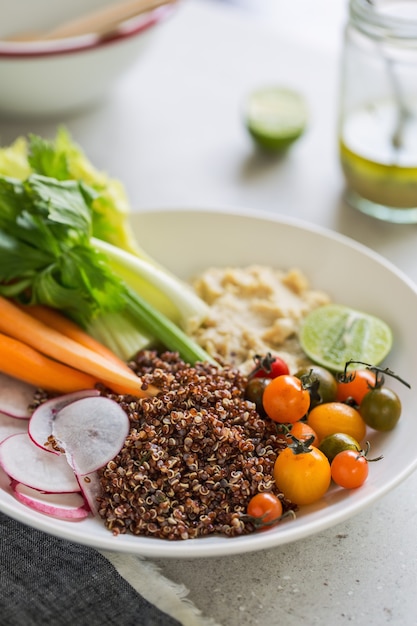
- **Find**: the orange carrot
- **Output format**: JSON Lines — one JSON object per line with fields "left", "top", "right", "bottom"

{"left": 0, "top": 332, "right": 98, "bottom": 394}
{"left": 19, "top": 304, "right": 131, "bottom": 371}
{"left": 0, "top": 296, "right": 158, "bottom": 397}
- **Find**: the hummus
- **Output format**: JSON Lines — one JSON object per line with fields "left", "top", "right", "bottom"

{"left": 190, "top": 265, "right": 330, "bottom": 375}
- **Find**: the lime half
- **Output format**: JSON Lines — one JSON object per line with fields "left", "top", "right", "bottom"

{"left": 299, "top": 304, "right": 393, "bottom": 372}
{"left": 245, "top": 87, "right": 308, "bottom": 152}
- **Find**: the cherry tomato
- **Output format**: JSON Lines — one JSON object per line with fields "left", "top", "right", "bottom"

{"left": 331, "top": 449, "right": 369, "bottom": 489}
{"left": 288, "top": 421, "right": 319, "bottom": 447}
{"left": 246, "top": 492, "right": 283, "bottom": 530}
{"left": 244, "top": 377, "right": 268, "bottom": 415}
{"left": 318, "top": 432, "right": 361, "bottom": 463}
{"left": 274, "top": 444, "right": 331, "bottom": 505}
{"left": 263, "top": 375, "right": 310, "bottom": 424}
{"left": 250, "top": 353, "right": 290, "bottom": 379}
{"left": 336, "top": 369, "right": 376, "bottom": 405}
{"left": 307, "top": 401, "right": 367, "bottom": 443}
{"left": 359, "top": 387, "right": 402, "bottom": 431}
{"left": 295, "top": 365, "right": 338, "bottom": 408}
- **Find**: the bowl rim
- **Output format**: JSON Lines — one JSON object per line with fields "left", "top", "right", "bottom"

{"left": 0, "top": 5, "right": 174, "bottom": 59}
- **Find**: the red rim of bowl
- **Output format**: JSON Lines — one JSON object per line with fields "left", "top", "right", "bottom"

{"left": 0, "top": 5, "right": 174, "bottom": 58}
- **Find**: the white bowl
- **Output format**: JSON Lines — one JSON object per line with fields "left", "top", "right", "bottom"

{"left": 1, "top": 207, "right": 417, "bottom": 559}
{"left": 0, "top": 0, "right": 175, "bottom": 118}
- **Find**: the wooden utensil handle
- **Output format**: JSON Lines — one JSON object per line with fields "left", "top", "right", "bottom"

{"left": 8, "top": 0, "right": 176, "bottom": 42}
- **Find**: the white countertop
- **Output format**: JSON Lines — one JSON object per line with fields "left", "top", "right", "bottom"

{"left": 1, "top": 1, "right": 417, "bottom": 624}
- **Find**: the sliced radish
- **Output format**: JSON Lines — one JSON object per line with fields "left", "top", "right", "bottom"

{"left": 29, "top": 389, "right": 101, "bottom": 454}
{"left": 52, "top": 396, "right": 129, "bottom": 476}
{"left": 12, "top": 482, "right": 89, "bottom": 520}
{"left": 0, "top": 372, "right": 37, "bottom": 419}
{"left": 0, "top": 412, "right": 29, "bottom": 442}
{"left": 0, "top": 433, "right": 80, "bottom": 493}
{"left": 77, "top": 471, "right": 102, "bottom": 516}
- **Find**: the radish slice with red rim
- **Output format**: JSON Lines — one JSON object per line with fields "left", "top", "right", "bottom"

{"left": 0, "top": 433, "right": 80, "bottom": 493}
{"left": 0, "top": 372, "right": 37, "bottom": 419}
{"left": 0, "top": 412, "right": 29, "bottom": 442}
{"left": 29, "top": 389, "right": 101, "bottom": 454}
{"left": 12, "top": 481, "right": 89, "bottom": 520}
{"left": 77, "top": 471, "right": 102, "bottom": 516}
{"left": 52, "top": 396, "right": 129, "bottom": 476}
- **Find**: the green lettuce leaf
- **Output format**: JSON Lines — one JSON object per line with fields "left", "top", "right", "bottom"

{"left": 0, "top": 128, "right": 145, "bottom": 256}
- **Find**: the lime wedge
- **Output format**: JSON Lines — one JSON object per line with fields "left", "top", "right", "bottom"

{"left": 299, "top": 304, "right": 393, "bottom": 372}
{"left": 245, "top": 87, "right": 308, "bottom": 152}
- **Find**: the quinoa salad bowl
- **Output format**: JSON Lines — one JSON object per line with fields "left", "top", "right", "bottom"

{"left": 1, "top": 207, "right": 417, "bottom": 559}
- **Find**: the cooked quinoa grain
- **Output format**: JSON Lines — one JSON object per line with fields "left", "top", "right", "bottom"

{"left": 96, "top": 351, "right": 293, "bottom": 540}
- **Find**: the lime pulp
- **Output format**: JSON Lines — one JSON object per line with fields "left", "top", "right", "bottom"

{"left": 299, "top": 304, "right": 393, "bottom": 373}
{"left": 245, "top": 87, "right": 308, "bottom": 152}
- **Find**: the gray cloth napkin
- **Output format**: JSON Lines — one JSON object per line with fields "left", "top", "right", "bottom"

{"left": 0, "top": 513, "right": 181, "bottom": 626}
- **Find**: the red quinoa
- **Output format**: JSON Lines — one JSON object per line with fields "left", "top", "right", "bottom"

{"left": 96, "top": 351, "right": 292, "bottom": 540}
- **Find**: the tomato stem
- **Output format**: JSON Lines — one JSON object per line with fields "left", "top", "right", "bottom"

{"left": 299, "top": 369, "right": 322, "bottom": 405}
{"left": 361, "top": 440, "right": 384, "bottom": 462}
{"left": 287, "top": 434, "right": 315, "bottom": 455}
{"left": 248, "top": 352, "right": 276, "bottom": 379}
{"left": 339, "top": 360, "right": 411, "bottom": 390}
{"left": 276, "top": 423, "right": 291, "bottom": 436}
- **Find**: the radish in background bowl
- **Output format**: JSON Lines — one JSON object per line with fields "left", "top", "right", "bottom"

{"left": 0, "top": 0, "right": 177, "bottom": 118}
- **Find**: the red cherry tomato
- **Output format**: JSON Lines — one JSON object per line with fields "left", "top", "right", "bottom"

{"left": 250, "top": 353, "right": 289, "bottom": 379}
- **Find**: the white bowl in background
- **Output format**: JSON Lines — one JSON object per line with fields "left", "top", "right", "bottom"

{"left": 0, "top": 0, "right": 176, "bottom": 118}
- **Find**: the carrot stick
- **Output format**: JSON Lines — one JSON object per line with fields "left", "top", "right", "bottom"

{"left": 0, "top": 332, "right": 98, "bottom": 394}
{"left": 0, "top": 296, "right": 158, "bottom": 397}
{"left": 19, "top": 304, "right": 131, "bottom": 371}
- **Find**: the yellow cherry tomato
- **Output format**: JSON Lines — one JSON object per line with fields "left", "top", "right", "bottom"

{"left": 307, "top": 401, "right": 367, "bottom": 443}
{"left": 273, "top": 444, "right": 331, "bottom": 506}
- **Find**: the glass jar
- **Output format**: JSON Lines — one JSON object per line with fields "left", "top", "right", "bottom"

{"left": 338, "top": 0, "right": 417, "bottom": 223}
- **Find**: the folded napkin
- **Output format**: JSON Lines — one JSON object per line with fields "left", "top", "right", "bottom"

{"left": 0, "top": 513, "right": 216, "bottom": 626}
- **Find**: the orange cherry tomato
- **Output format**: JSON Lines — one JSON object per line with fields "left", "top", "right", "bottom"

{"left": 336, "top": 369, "right": 376, "bottom": 405}
{"left": 331, "top": 449, "right": 369, "bottom": 489}
{"left": 273, "top": 445, "right": 331, "bottom": 506}
{"left": 288, "top": 421, "right": 319, "bottom": 447}
{"left": 246, "top": 492, "right": 283, "bottom": 530}
{"left": 307, "top": 401, "right": 367, "bottom": 443}
{"left": 262, "top": 375, "right": 310, "bottom": 424}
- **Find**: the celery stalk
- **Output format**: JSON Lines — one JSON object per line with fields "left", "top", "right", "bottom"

{"left": 93, "top": 237, "right": 209, "bottom": 331}
{"left": 86, "top": 312, "right": 153, "bottom": 361}
{"left": 122, "top": 288, "right": 217, "bottom": 365}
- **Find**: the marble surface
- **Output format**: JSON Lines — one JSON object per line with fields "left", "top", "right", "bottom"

{"left": 1, "top": 1, "right": 417, "bottom": 624}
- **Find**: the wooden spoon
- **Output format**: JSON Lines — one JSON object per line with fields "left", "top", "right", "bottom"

{"left": 7, "top": 0, "right": 177, "bottom": 42}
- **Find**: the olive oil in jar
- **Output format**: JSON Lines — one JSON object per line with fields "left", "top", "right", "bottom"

{"left": 339, "top": 0, "right": 417, "bottom": 223}
{"left": 340, "top": 99, "right": 417, "bottom": 210}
